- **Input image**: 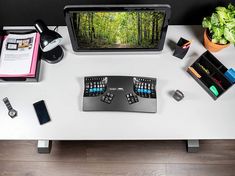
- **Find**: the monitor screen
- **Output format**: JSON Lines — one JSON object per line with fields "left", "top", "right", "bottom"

{"left": 64, "top": 5, "right": 171, "bottom": 52}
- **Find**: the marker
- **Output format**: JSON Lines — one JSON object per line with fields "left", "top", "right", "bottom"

{"left": 210, "top": 85, "right": 219, "bottom": 97}
{"left": 198, "top": 63, "right": 210, "bottom": 74}
{"left": 182, "top": 40, "right": 192, "bottom": 49}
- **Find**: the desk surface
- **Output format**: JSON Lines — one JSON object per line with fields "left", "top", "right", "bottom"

{"left": 0, "top": 25, "right": 235, "bottom": 140}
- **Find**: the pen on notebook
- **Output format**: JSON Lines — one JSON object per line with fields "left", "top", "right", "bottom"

{"left": 182, "top": 40, "right": 192, "bottom": 49}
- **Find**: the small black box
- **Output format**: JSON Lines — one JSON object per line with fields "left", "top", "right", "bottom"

{"left": 173, "top": 37, "right": 190, "bottom": 59}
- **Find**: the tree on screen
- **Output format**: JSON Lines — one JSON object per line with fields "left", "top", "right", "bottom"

{"left": 73, "top": 11, "right": 164, "bottom": 48}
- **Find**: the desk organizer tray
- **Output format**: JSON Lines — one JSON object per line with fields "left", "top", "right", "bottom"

{"left": 187, "top": 50, "right": 234, "bottom": 100}
{"left": 0, "top": 29, "right": 41, "bottom": 82}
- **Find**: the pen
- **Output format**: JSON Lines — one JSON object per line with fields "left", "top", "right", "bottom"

{"left": 182, "top": 40, "right": 192, "bottom": 49}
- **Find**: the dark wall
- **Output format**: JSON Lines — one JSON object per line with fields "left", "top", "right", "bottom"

{"left": 0, "top": 0, "right": 234, "bottom": 26}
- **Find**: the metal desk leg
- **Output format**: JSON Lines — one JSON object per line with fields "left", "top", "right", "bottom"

{"left": 187, "top": 140, "right": 199, "bottom": 153}
{"left": 37, "top": 140, "right": 51, "bottom": 154}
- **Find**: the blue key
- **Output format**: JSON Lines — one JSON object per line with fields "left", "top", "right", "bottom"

{"left": 89, "top": 89, "right": 93, "bottom": 92}
{"left": 144, "top": 89, "right": 148, "bottom": 93}
{"left": 147, "top": 90, "right": 151, "bottom": 94}
{"left": 137, "top": 89, "right": 141, "bottom": 93}
{"left": 140, "top": 89, "right": 144, "bottom": 93}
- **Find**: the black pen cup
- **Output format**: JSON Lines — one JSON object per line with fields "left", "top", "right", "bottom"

{"left": 173, "top": 37, "right": 190, "bottom": 59}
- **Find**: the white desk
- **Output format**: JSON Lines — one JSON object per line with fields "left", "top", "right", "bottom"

{"left": 0, "top": 26, "right": 235, "bottom": 152}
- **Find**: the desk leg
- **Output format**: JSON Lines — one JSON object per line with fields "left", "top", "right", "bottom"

{"left": 187, "top": 140, "right": 199, "bottom": 153}
{"left": 37, "top": 140, "right": 51, "bottom": 154}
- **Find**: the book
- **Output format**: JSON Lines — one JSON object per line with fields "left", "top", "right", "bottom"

{"left": 0, "top": 32, "right": 40, "bottom": 77}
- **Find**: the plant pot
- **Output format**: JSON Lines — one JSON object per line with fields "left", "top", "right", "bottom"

{"left": 203, "top": 30, "right": 230, "bottom": 52}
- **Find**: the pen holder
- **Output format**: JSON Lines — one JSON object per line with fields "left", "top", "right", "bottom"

{"left": 173, "top": 37, "right": 190, "bottom": 59}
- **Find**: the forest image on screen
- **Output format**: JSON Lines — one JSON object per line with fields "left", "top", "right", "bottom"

{"left": 73, "top": 11, "right": 165, "bottom": 49}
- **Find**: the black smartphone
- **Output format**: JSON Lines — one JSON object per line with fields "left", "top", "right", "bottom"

{"left": 33, "top": 100, "right": 51, "bottom": 125}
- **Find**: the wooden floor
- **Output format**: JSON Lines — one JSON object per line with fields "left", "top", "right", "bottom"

{"left": 0, "top": 140, "right": 235, "bottom": 176}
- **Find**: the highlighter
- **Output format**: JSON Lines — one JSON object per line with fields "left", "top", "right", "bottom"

{"left": 210, "top": 85, "right": 219, "bottom": 97}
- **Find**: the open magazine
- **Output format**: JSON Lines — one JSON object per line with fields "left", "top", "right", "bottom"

{"left": 0, "top": 32, "right": 40, "bottom": 77}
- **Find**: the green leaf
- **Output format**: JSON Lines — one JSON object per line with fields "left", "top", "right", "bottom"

{"left": 224, "top": 27, "right": 235, "bottom": 43}
{"left": 212, "top": 26, "right": 223, "bottom": 39}
{"left": 202, "top": 17, "right": 212, "bottom": 29}
{"left": 211, "top": 13, "right": 220, "bottom": 26}
{"left": 226, "top": 19, "right": 235, "bottom": 29}
{"left": 227, "top": 11, "right": 235, "bottom": 20}
{"left": 217, "top": 10, "right": 229, "bottom": 24}
{"left": 219, "top": 38, "right": 228, "bottom": 44}
{"left": 212, "top": 38, "right": 219, "bottom": 43}
{"left": 228, "top": 3, "right": 235, "bottom": 11}
{"left": 216, "top": 6, "right": 227, "bottom": 12}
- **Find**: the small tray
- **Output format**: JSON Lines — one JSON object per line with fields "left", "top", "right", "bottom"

{"left": 0, "top": 29, "right": 41, "bottom": 82}
{"left": 187, "top": 51, "right": 234, "bottom": 100}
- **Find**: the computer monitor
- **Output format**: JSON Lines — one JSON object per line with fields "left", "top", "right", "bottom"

{"left": 64, "top": 4, "right": 171, "bottom": 52}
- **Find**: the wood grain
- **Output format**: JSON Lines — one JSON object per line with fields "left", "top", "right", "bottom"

{"left": 0, "top": 140, "right": 235, "bottom": 176}
{"left": 84, "top": 140, "right": 235, "bottom": 164}
{"left": 0, "top": 161, "right": 166, "bottom": 176}
{"left": 166, "top": 164, "right": 235, "bottom": 176}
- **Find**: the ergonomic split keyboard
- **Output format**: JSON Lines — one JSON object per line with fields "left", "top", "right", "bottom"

{"left": 83, "top": 76, "right": 157, "bottom": 113}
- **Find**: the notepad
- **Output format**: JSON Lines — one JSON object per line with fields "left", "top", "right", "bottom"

{"left": 0, "top": 32, "right": 40, "bottom": 77}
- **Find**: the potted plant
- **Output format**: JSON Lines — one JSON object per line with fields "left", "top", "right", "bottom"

{"left": 202, "top": 3, "right": 235, "bottom": 52}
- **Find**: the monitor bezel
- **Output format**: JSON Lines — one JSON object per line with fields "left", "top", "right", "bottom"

{"left": 64, "top": 4, "right": 171, "bottom": 52}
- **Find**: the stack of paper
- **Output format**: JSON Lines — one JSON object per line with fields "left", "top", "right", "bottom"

{"left": 0, "top": 32, "right": 40, "bottom": 78}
